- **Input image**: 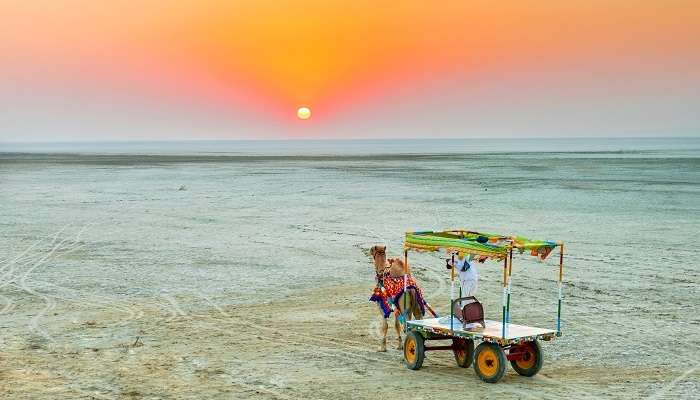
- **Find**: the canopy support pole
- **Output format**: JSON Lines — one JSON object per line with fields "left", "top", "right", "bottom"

{"left": 557, "top": 244, "right": 564, "bottom": 334}
{"left": 403, "top": 249, "right": 408, "bottom": 332}
{"left": 450, "top": 253, "right": 455, "bottom": 334}
{"left": 501, "top": 255, "right": 508, "bottom": 338}
{"left": 505, "top": 248, "right": 513, "bottom": 325}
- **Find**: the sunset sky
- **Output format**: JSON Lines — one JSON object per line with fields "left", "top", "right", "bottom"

{"left": 1, "top": 1, "right": 699, "bottom": 140}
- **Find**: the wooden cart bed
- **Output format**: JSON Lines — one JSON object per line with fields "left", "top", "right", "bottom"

{"left": 406, "top": 317, "right": 559, "bottom": 346}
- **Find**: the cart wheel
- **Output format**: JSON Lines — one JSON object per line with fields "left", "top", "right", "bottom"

{"left": 452, "top": 338, "right": 474, "bottom": 368}
{"left": 474, "top": 342, "right": 507, "bottom": 383}
{"left": 403, "top": 331, "right": 425, "bottom": 370}
{"left": 510, "top": 340, "right": 543, "bottom": 377}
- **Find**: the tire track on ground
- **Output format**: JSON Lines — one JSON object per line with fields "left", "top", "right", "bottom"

{"left": 2, "top": 225, "right": 145, "bottom": 339}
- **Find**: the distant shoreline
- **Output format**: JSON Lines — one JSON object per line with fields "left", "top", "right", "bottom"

{"left": 1, "top": 150, "right": 698, "bottom": 166}
{"left": 1, "top": 137, "right": 698, "bottom": 157}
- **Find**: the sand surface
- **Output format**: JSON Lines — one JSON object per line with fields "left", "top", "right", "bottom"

{"left": 1, "top": 142, "right": 698, "bottom": 399}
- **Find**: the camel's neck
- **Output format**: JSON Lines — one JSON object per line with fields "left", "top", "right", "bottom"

{"left": 374, "top": 258, "right": 387, "bottom": 275}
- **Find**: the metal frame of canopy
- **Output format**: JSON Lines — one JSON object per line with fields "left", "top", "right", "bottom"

{"left": 403, "top": 229, "right": 564, "bottom": 337}
{"left": 400, "top": 229, "right": 565, "bottom": 383}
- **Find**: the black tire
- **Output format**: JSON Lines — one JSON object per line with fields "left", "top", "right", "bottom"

{"left": 452, "top": 338, "right": 474, "bottom": 368}
{"left": 510, "top": 340, "right": 544, "bottom": 377}
{"left": 473, "top": 342, "right": 507, "bottom": 383}
{"left": 403, "top": 331, "right": 425, "bottom": 370}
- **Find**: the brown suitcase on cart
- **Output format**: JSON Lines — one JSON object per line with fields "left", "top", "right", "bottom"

{"left": 452, "top": 296, "right": 485, "bottom": 329}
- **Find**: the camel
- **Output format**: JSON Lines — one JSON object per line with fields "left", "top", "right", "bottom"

{"left": 369, "top": 245, "right": 425, "bottom": 352}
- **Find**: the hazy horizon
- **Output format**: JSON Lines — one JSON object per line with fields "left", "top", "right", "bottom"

{"left": 2, "top": 137, "right": 699, "bottom": 157}
{"left": 2, "top": 134, "right": 700, "bottom": 144}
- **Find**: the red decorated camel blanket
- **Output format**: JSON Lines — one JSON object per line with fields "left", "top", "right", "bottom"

{"left": 369, "top": 275, "right": 426, "bottom": 318}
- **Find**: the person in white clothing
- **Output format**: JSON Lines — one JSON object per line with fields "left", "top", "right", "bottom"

{"left": 452, "top": 251, "right": 479, "bottom": 298}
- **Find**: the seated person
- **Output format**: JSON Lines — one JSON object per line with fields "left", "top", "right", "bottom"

{"left": 446, "top": 251, "right": 484, "bottom": 328}
{"left": 447, "top": 251, "right": 479, "bottom": 302}
{"left": 456, "top": 251, "right": 479, "bottom": 298}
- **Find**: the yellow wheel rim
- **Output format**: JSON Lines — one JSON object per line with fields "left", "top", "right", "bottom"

{"left": 477, "top": 347, "right": 500, "bottom": 378}
{"left": 405, "top": 337, "right": 417, "bottom": 363}
{"left": 515, "top": 344, "right": 536, "bottom": 369}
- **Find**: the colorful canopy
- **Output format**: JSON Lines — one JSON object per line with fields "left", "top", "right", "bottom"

{"left": 404, "top": 230, "right": 559, "bottom": 260}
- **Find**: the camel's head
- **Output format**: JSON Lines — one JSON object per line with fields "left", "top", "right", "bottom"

{"left": 387, "top": 257, "right": 408, "bottom": 277}
{"left": 370, "top": 245, "right": 387, "bottom": 272}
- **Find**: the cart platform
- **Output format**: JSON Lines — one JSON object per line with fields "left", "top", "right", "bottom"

{"left": 407, "top": 317, "right": 559, "bottom": 346}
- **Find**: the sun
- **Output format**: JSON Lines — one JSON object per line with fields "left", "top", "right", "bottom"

{"left": 296, "top": 106, "right": 311, "bottom": 120}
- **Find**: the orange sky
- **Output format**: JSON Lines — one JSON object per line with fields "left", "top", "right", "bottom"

{"left": 1, "top": 1, "right": 699, "bottom": 138}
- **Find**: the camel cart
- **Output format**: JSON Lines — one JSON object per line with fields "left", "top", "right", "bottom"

{"left": 401, "top": 230, "right": 564, "bottom": 383}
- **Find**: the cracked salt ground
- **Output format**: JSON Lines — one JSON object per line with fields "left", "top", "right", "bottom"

{"left": 0, "top": 145, "right": 699, "bottom": 399}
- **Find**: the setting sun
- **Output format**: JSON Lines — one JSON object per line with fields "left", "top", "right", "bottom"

{"left": 297, "top": 106, "right": 311, "bottom": 120}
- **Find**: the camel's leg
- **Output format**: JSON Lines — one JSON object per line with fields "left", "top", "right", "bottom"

{"left": 378, "top": 313, "right": 388, "bottom": 352}
{"left": 413, "top": 297, "right": 424, "bottom": 320}
{"left": 408, "top": 288, "right": 424, "bottom": 320}
{"left": 394, "top": 292, "right": 409, "bottom": 350}
{"left": 394, "top": 313, "right": 403, "bottom": 350}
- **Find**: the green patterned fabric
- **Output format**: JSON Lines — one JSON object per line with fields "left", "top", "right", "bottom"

{"left": 404, "top": 230, "right": 558, "bottom": 259}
